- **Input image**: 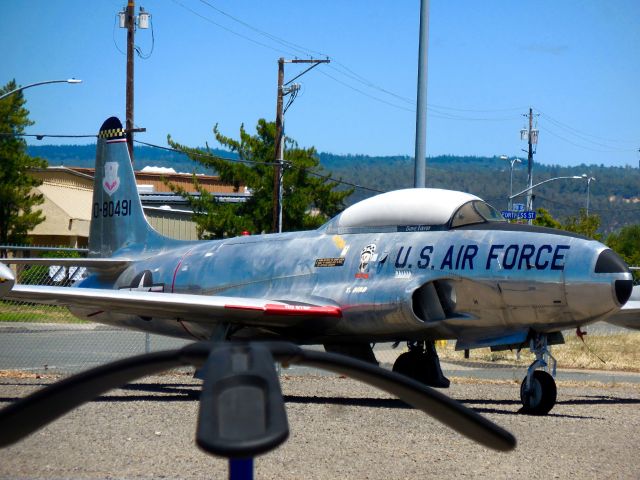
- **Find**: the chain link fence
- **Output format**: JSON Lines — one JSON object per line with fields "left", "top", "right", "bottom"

{"left": 0, "top": 246, "right": 189, "bottom": 375}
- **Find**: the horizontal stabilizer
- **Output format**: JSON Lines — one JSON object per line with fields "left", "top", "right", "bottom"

{"left": 3, "top": 258, "right": 132, "bottom": 276}
{"left": 605, "top": 285, "right": 640, "bottom": 330}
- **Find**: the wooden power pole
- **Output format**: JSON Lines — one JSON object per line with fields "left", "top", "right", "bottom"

{"left": 126, "top": 0, "right": 135, "bottom": 163}
{"left": 272, "top": 58, "right": 330, "bottom": 233}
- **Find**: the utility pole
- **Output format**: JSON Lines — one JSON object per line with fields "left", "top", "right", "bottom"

{"left": 118, "top": 2, "right": 151, "bottom": 164}
{"left": 520, "top": 108, "right": 538, "bottom": 224}
{"left": 126, "top": 0, "right": 135, "bottom": 162}
{"left": 414, "top": 0, "right": 430, "bottom": 188}
{"left": 272, "top": 58, "right": 330, "bottom": 234}
{"left": 273, "top": 58, "right": 285, "bottom": 235}
{"left": 526, "top": 108, "right": 533, "bottom": 215}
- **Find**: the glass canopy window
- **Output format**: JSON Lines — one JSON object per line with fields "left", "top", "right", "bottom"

{"left": 450, "top": 201, "right": 505, "bottom": 228}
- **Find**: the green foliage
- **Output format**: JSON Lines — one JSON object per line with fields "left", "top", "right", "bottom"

{"left": 165, "top": 175, "right": 249, "bottom": 239}
{"left": 607, "top": 224, "right": 640, "bottom": 282}
{"left": 533, "top": 207, "right": 562, "bottom": 229}
{"left": 0, "top": 80, "right": 47, "bottom": 254}
{"left": 562, "top": 210, "right": 601, "bottom": 240}
{"left": 532, "top": 206, "right": 603, "bottom": 240}
{"left": 167, "top": 120, "right": 352, "bottom": 238}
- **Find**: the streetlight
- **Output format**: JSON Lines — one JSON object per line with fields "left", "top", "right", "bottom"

{"left": 509, "top": 175, "right": 586, "bottom": 224}
{"left": 0, "top": 78, "right": 82, "bottom": 101}
{"left": 582, "top": 174, "right": 596, "bottom": 216}
{"left": 500, "top": 155, "right": 522, "bottom": 210}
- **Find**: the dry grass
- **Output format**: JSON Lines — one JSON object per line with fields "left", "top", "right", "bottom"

{"left": 448, "top": 375, "right": 640, "bottom": 390}
{"left": 0, "top": 370, "right": 60, "bottom": 379}
{"left": 437, "top": 331, "right": 640, "bottom": 372}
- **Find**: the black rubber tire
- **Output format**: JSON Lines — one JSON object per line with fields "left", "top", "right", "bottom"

{"left": 520, "top": 370, "right": 557, "bottom": 415}
{"left": 392, "top": 351, "right": 416, "bottom": 378}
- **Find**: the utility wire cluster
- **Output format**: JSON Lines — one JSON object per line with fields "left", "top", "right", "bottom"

{"left": 535, "top": 108, "right": 637, "bottom": 154}
{"left": 134, "top": 139, "right": 384, "bottom": 193}
{"left": 173, "top": 0, "right": 638, "bottom": 158}
{"left": 0, "top": 129, "right": 384, "bottom": 193}
{"left": 172, "top": 0, "right": 527, "bottom": 123}
{"left": 3, "top": 129, "right": 636, "bottom": 199}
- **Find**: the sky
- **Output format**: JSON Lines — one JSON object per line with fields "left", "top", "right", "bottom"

{"left": 2, "top": 0, "right": 639, "bottom": 168}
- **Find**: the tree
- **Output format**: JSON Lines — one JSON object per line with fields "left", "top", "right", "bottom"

{"left": 607, "top": 224, "right": 640, "bottom": 283}
{"left": 533, "top": 207, "right": 561, "bottom": 229}
{"left": 562, "top": 210, "right": 601, "bottom": 240}
{"left": 167, "top": 119, "right": 352, "bottom": 238}
{"left": 0, "top": 80, "right": 47, "bottom": 256}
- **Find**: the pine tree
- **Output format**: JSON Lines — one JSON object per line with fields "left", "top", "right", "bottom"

{"left": 0, "top": 80, "right": 47, "bottom": 256}
{"left": 167, "top": 119, "right": 352, "bottom": 238}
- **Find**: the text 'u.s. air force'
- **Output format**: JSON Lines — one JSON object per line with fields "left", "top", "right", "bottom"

{"left": 394, "top": 244, "right": 570, "bottom": 271}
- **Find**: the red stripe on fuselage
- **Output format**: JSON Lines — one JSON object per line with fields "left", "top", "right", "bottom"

{"left": 225, "top": 303, "right": 342, "bottom": 318}
{"left": 171, "top": 247, "right": 198, "bottom": 293}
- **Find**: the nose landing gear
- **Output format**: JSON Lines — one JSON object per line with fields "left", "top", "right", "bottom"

{"left": 520, "top": 334, "right": 557, "bottom": 415}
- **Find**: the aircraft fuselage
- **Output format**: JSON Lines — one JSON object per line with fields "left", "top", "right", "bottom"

{"left": 75, "top": 224, "right": 629, "bottom": 344}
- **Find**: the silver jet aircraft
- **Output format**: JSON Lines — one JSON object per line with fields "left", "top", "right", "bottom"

{"left": 1, "top": 117, "right": 637, "bottom": 415}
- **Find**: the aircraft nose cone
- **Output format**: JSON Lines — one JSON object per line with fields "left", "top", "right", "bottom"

{"left": 0, "top": 262, "right": 16, "bottom": 297}
{"left": 595, "top": 249, "right": 633, "bottom": 305}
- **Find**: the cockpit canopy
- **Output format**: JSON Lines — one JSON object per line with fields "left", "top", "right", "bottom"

{"left": 322, "top": 188, "right": 504, "bottom": 233}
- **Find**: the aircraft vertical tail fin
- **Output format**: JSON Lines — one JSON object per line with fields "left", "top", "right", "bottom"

{"left": 89, "top": 117, "right": 168, "bottom": 258}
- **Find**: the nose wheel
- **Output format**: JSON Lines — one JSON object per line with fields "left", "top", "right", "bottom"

{"left": 520, "top": 334, "right": 557, "bottom": 415}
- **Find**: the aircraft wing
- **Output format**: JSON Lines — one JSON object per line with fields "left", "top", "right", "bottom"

{"left": 3, "top": 284, "right": 341, "bottom": 327}
{"left": 605, "top": 285, "right": 640, "bottom": 330}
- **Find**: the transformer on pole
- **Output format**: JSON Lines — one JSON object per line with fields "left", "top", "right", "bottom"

{"left": 118, "top": 2, "right": 151, "bottom": 164}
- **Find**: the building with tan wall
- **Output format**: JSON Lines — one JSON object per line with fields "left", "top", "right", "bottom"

{"left": 27, "top": 167, "right": 247, "bottom": 246}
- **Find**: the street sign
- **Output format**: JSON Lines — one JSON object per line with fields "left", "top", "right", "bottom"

{"left": 501, "top": 211, "right": 536, "bottom": 220}
{"left": 513, "top": 203, "right": 525, "bottom": 212}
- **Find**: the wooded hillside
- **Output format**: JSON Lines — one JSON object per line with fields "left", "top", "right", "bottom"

{"left": 29, "top": 145, "right": 639, "bottom": 234}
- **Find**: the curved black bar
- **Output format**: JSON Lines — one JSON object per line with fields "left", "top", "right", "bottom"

{"left": 0, "top": 341, "right": 516, "bottom": 453}
{"left": 0, "top": 349, "right": 187, "bottom": 447}
{"left": 278, "top": 347, "right": 516, "bottom": 452}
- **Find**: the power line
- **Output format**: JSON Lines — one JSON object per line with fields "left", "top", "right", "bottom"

{"left": 134, "top": 139, "right": 383, "bottom": 193}
{"left": 535, "top": 108, "right": 637, "bottom": 146}
{"left": 197, "top": 0, "right": 327, "bottom": 58}
{"left": 318, "top": 70, "right": 414, "bottom": 113}
{"left": 0, "top": 133, "right": 97, "bottom": 139}
{"left": 534, "top": 193, "right": 640, "bottom": 214}
{"left": 175, "top": 0, "right": 527, "bottom": 120}
{"left": 171, "top": 0, "right": 291, "bottom": 56}
{"left": 135, "top": 139, "right": 276, "bottom": 166}
{"left": 538, "top": 125, "right": 637, "bottom": 153}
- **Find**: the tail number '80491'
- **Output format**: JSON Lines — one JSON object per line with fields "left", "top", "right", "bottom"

{"left": 92, "top": 200, "right": 132, "bottom": 218}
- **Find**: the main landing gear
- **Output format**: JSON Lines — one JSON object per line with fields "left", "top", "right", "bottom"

{"left": 520, "top": 333, "right": 557, "bottom": 415}
{"left": 392, "top": 340, "right": 450, "bottom": 388}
